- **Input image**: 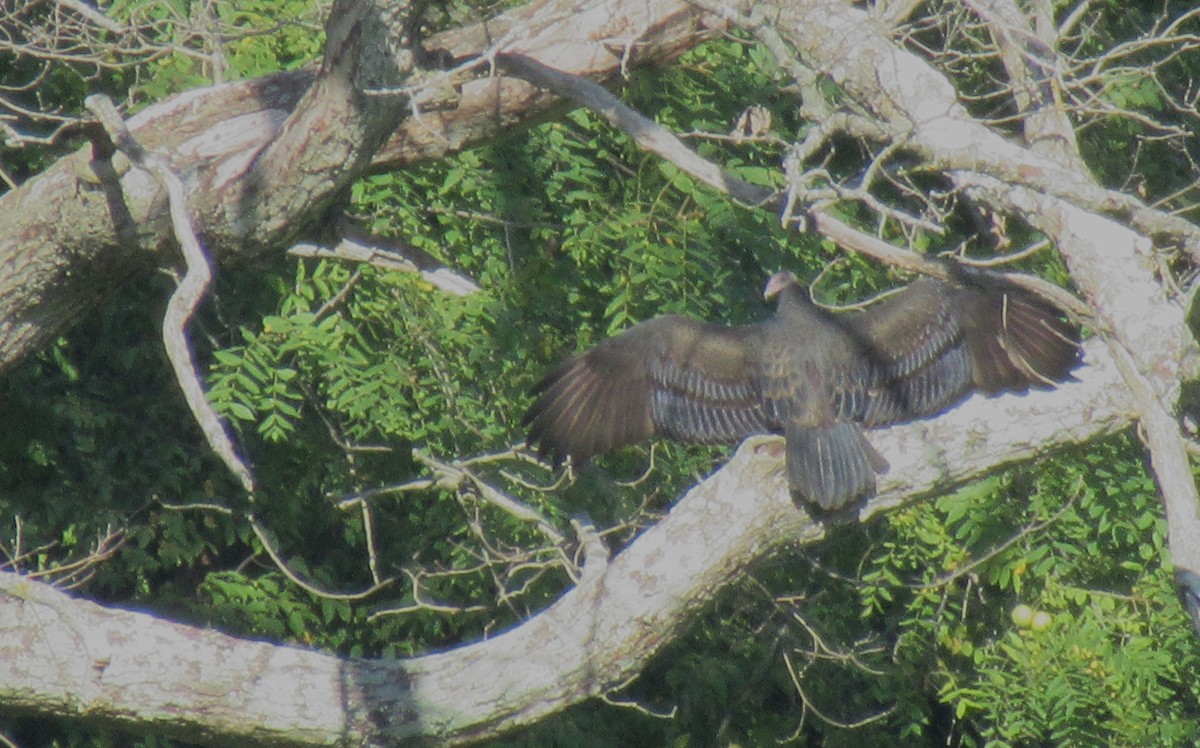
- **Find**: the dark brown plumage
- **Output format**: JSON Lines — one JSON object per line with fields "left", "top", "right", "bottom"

{"left": 524, "top": 270, "right": 1081, "bottom": 510}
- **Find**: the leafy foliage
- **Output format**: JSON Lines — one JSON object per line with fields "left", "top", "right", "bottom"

{"left": 4, "top": 3, "right": 1200, "bottom": 747}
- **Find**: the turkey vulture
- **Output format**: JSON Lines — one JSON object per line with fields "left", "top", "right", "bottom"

{"left": 523, "top": 270, "right": 1081, "bottom": 510}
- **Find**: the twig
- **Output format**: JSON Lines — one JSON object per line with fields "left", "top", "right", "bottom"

{"left": 368, "top": 567, "right": 490, "bottom": 620}
{"left": 359, "top": 500, "right": 384, "bottom": 587}
{"left": 783, "top": 650, "right": 896, "bottom": 730}
{"left": 313, "top": 267, "right": 363, "bottom": 320}
{"left": 915, "top": 485, "right": 1080, "bottom": 590}
{"left": 413, "top": 449, "right": 566, "bottom": 545}
{"left": 334, "top": 477, "right": 439, "bottom": 509}
{"left": 18, "top": 524, "right": 128, "bottom": 590}
{"left": 957, "top": 237, "right": 1052, "bottom": 266}
{"left": 614, "top": 443, "right": 658, "bottom": 487}
{"left": 157, "top": 499, "right": 236, "bottom": 515}
{"left": 598, "top": 672, "right": 677, "bottom": 719}
{"left": 784, "top": 607, "right": 887, "bottom": 676}
{"left": 83, "top": 94, "right": 255, "bottom": 495}
{"left": 247, "top": 514, "right": 393, "bottom": 601}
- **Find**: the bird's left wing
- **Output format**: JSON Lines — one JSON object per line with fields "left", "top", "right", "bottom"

{"left": 841, "top": 277, "right": 1080, "bottom": 425}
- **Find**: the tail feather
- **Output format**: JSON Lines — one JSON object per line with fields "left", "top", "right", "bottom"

{"left": 786, "top": 422, "right": 889, "bottom": 511}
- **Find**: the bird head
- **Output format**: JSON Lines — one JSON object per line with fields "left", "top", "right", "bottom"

{"left": 763, "top": 270, "right": 799, "bottom": 301}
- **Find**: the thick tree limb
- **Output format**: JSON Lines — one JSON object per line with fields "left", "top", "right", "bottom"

{"left": 0, "top": 341, "right": 1130, "bottom": 746}
{"left": 0, "top": 0, "right": 723, "bottom": 375}
{"left": 727, "top": 0, "right": 1200, "bottom": 627}
{"left": 203, "top": 0, "right": 418, "bottom": 253}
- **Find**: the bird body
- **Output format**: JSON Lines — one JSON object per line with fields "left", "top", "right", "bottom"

{"left": 524, "top": 270, "right": 1080, "bottom": 510}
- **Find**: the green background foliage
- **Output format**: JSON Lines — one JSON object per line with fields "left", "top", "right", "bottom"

{"left": 3, "top": 2, "right": 1200, "bottom": 746}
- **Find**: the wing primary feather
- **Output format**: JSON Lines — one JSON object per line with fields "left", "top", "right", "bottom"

{"left": 526, "top": 315, "right": 770, "bottom": 464}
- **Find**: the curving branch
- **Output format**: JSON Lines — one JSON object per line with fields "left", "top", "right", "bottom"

{"left": 0, "top": 340, "right": 1130, "bottom": 746}
{"left": 83, "top": 94, "right": 256, "bottom": 495}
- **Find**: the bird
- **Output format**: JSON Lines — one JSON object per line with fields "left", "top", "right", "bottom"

{"left": 523, "top": 269, "right": 1081, "bottom": 511}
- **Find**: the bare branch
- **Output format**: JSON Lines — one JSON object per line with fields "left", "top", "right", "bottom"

{"left": 413, "top": 449, "right": 566, "bottom": 546}
{"left": 247, "top": 514, "right": 395, "bottom": 601}
{"left": 288, "top": 227, "right": 481, "bottom": 297}
{"left": 497, "top": 52, "right": 780, "bottom": 210}
{"left": 52, "top": 0, "right": 128, "bottom": 35}
{"left": 84, "top": 94, "right": 255, "bottom": 495}
{"left": 784, "top": 650, "right": 896, "bottom": 730}
{"left": 0, "top": 337, "right": 1133, "bottom": 745}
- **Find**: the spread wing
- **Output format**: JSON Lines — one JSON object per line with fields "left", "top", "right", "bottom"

{"left": 522, "top": 272, "right": 1080, "bottom": 510}
{"left": 839, "top": 277, "right": 1081, "bottom": 426}
{"left": 523, "top": 315, "right": 771, "bottom": 466}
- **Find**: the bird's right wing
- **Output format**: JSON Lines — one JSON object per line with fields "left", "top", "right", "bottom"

{"left": 523, "top": 315, "right": 771, "bottom": 466}
{"left": 953, "top": 280, "right": 1082, "bottom": 392}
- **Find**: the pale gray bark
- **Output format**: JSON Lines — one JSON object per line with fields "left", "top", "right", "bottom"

{"left": 0, "top": 0, "right": 721, "bottom": 375}
{"left": 1, "top": 0, "right": 1194, "bottom": 744}
{"left": 0, "top": 340, "right": 1130, "bottom": 746}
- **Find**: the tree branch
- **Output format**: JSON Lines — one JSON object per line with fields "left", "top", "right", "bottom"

{"left": 83, "top": 94, "right": 255, "bottom": 494}
{"left": 0, "top": 0, "right": 723, "bottom": 375}
{"left": 0, "top": 339, "right": 1131, "bottom": 746}
{"left": 288, "top": 224, "right": 482, "bottom": 297}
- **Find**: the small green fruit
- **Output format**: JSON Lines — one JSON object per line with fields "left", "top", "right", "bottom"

{"left": 1031, "top": 611, "right": 1053, "bottom": 632}
{"left": 1011, "top": 604, "right": 1035, "bottom": 627}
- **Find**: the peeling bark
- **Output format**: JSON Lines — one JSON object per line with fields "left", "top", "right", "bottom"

{"left": 0, "top": 0, "right": 722, "bottom": 375}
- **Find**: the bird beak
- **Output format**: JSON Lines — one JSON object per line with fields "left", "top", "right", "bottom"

{"left": 763, "top": 271, "right": 794, "bottom": 300}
